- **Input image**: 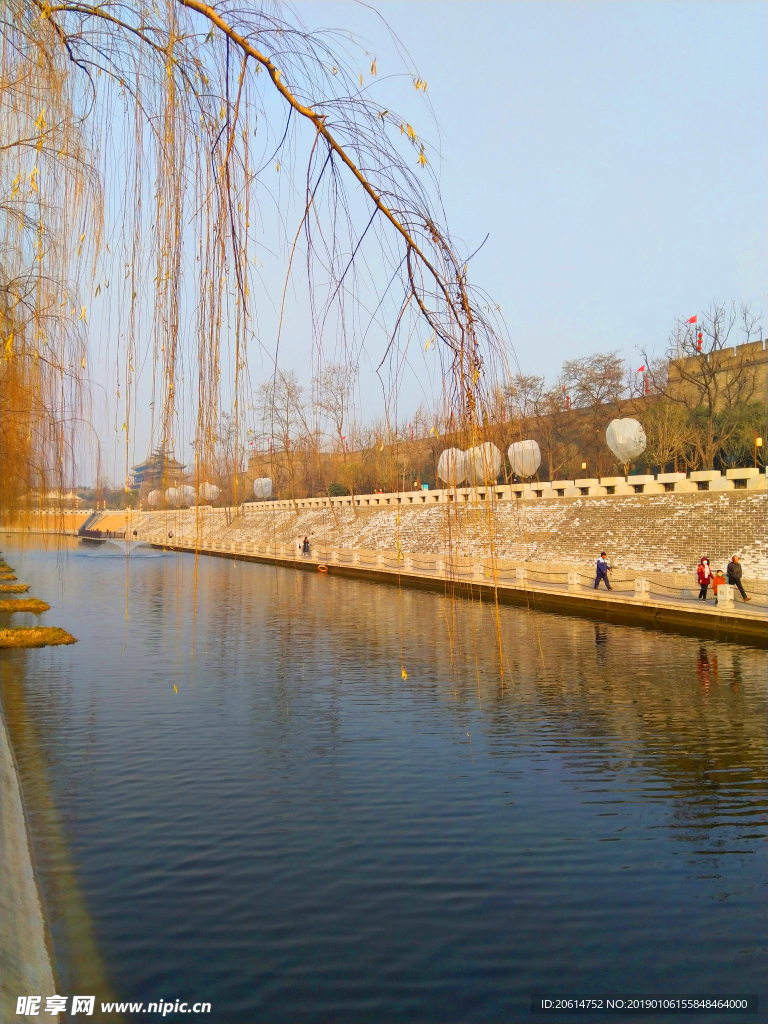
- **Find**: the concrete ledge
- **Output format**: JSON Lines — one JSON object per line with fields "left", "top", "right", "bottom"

{"left": 1, "top": 711, "right": 56, "bottom": 1019}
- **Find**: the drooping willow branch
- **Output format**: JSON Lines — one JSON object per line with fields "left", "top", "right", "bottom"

{"left": 2, "top": 0, "right": 508, "bottom": 513}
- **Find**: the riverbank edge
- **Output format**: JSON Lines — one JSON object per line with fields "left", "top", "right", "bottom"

{"left": 160, "top": 543, "right": 768, "bottom": 648}
{"left": 0, "top": 706, "right": 57, "bottom": 1019}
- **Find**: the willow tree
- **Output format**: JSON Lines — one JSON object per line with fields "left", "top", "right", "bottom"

{"left": 0, "top": 0, "right": 507, "bottom": 511}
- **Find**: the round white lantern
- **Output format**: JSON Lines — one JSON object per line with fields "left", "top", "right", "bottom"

{"left": 199, "top": 482, "right": 220, "bottom": 503}
{"left": 606, "top": 418, "right": 646, "bottom": 464}
{"left": 465, "top": 442, "right": 502, "bottom": 485}
{"left": 508, "top": 439, "right": 542, "bottom": 479}
{"left": 437, "top": 448, "right": 467, "bottom": 486}
{"left": 178, "top": 484, "right": 197, "bottom": 507}
{"left": 253, "top": 477, "right": 273, "bottom": 500}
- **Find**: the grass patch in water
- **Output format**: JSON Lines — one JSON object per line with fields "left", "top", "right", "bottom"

{"left": 0, "top": 583, "right": 30, "bottom": 593}
{"left": 1, "top": 573, "right": 18, "bottom": 580}
{"left": 0, "top": 626, "right": 77, "bottom": 648}
{"left": 0, "top": 598, "right": 51, "bottom": 613}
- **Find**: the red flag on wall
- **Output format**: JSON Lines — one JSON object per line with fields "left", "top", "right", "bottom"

{"left": 637, "top": 365, "right": 645, "bottom": 372}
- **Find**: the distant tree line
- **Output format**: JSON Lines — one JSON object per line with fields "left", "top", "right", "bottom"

{"left": 235, "top": 301, "right": 764, "bottom": 501}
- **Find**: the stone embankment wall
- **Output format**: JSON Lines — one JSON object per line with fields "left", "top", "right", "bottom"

{"left": 1, "top": 712, "right": 56, "bottom": 1017}
{"left": 122, "top": 490, "right": 768, "bottom": 584}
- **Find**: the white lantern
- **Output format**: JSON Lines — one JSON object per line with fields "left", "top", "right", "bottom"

{"left": 253, "top": 477, "right": 273, "bottom": 500}
{"left": 465, "top": 442, "right": 502, "bottom": 485}
{"left": 164, "top": 486, "right": 179, "bottom": 506}
{"left": 606, "top": 418, "right": 647, "bottom": 464}
{"left": 178, "top": 484, "right": 197, "bottom": 507}
{"left": 508, "top": 439, "right": 542, "bottom": 479}
{"left": 147, "top": 489, "right": 162, "bottom": 509}
{"left": 437, "top": 448, "right": 467, "bottom": 486}
{"left": 199, "top": 482, "right": 220, "bottom": 503}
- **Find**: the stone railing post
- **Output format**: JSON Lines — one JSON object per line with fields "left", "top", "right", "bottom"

{"left": 515, "top": 566, "right": 527, "bottom": 585}
{"left": 567, "top": 571, "right": 580, "bottom": 593}
{"left": 716, "top": 584, "right": 734, "bottom": 609}
{"left": 634, "top": 578, "right": 650, "bottom": 601}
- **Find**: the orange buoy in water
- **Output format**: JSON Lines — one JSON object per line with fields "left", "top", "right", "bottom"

{"left": 318, "top": 564, "right": 328, "bottom": 573}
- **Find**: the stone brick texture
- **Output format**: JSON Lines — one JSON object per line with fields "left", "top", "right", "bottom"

{"left": 130, "top": 491, "right": 767, "bottom": 598}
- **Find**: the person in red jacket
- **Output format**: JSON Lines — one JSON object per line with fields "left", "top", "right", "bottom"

{"left": 697, "top": 557, "right": 712, "bottom": 601}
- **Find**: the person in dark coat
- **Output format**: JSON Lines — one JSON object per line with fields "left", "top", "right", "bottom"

{"left": 594, "top": 552, "right": 612, "bottom": 590}
{"left": 696, "top": 557, "right": 712, "bottom": 600}
{"left": 726, "top": 555, "right": 750, "bottom": 602}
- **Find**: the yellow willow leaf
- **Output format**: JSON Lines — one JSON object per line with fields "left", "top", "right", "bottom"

{"left": 35, "top": 108, "right": 46, "bottom": 130}
{"left": 371, "top": 59, "right": 377, "bottom": 75}
{"left": 122, "top": 423, "right": 127, "bottom": 432}
{"left": 378, "top": 109, "right": 389, "bottom": 119}
{"left": 425, "top": 338, "right": 432, "bottom": 351}
{"left": 274, "top": 68, "right": 281, "bottom": 81}
{"left": 360, "top": 73, "right": 363, "bottom": 86}
{"left": 401, "top": 668, "right": 408, "bottom": 681}
{"left": 276, "top": 162, "right": 280, "bottom": 172}
{"left": 95, "top": 284, "right": 101, "bottom": 297}
{"left": 407, "top": 125, "right": 416, "bottom": 141}
{"left": 81, "top": 357, "right": 86, "bottom": 368}
{"left": 78, "top": 306, "right": 86, "bottom": 322}
{"left": 418, "top": 149, "right": 428, "bottom": 168}
{"left": 5, "top": 333, "right": 13, "bottom": 355}
{"left": 174, "top": 685, "right": 178, "bottom": 693}
{"left": 11, "top": 174, "right": 20, "bottom": 196}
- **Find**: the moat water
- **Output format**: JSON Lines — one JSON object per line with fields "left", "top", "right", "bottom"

{"left": 1, "top": 535, "right": 766, "bottom": 1022}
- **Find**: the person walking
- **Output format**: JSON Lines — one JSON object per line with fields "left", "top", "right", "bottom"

{"left": 302, "top": 536, "right": 310, "bottom": 556}
{"left": 697, "top": 557, "right": 712, "bottom": 601}
{"left": 726, "top": 555, "right": 750, "bottom": 602}
{"left": 594, "top": 551, "right": 612, "bottom": 590}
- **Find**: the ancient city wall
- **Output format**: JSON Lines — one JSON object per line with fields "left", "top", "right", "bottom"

{"left": 93, "top": 489, "right": 768, "bottom": 584}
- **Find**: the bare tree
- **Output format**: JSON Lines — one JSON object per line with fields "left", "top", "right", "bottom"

{"left": 642, "top": 400, "right": 693, "bottom": 472}
{"left": 642, "top": 301, "right": 763, "bottom": 468}
{"left": 560, "top": 353, "right": 628, "bottom": 476}
{"left": 257, "top": 371, "right": 308, "bottom": 502}
{"left": 315, "top": 363, "right": 358, "bottom": 458}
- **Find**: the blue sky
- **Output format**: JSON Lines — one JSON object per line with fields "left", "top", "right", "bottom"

{"left": 300, "top": 1, "right": 766, "bottom": 374}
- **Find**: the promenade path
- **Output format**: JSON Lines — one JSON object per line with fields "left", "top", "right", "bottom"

{"left": 159, "top": 536, "right": 767, "bottom": 647}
